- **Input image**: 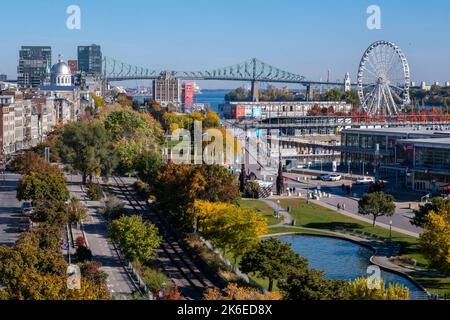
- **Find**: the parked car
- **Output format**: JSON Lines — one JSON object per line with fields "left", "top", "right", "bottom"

{"left": 21, "top": 202, "right": 33, "bottom": 216}
{"left": 318, "top": 174, "right": 331, "bottom": 181}
{"left": 355, "top": 177, "right": 374, "bottom": 185}
{"left": 329, "top": 174, "right": 342, "bottom": 181}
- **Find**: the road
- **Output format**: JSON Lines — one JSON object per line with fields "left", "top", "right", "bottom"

{"left": 0, "top": 173, "right": 23, "bottom": 246}
{"left": 67, "top": 174, "right": 136, "bottom": 296}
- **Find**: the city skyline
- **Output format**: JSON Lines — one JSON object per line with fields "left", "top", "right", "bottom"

{"left": 1, "top": 0, "right": 450, "bottom": 88}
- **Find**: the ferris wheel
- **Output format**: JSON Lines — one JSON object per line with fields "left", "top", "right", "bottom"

{"left": 357, "top": 40, "right": 411, "bottom": 116}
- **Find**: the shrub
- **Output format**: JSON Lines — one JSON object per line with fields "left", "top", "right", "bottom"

{"left": 81, "top": 261, "right": 108, "bottom": 287}
{"left": 134, "top": 180, "right": 151, "bottom": 199}
{"left": 102, "top": 196, "right": 125, "bottom": 221}
{"left": 76, "top": 246, "right": 93, "bottom": 262}
{"left": 75, "top": 236, "right": 86, "bottom": 247}
{"left": 140, "top": 266, "right": 172, "bottom": 294}
{"left": 86, "top": 183, "right": 103, "bottom": 201}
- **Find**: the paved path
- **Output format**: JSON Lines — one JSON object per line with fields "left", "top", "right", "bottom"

{"left": 260, "top": 199, "right": 294, "bottom": 227}
{"left": 67, "top": 175, "right": 136, "bottom": 296}
{"left": 0, "top": 173, "right": 23, "bottom": 246}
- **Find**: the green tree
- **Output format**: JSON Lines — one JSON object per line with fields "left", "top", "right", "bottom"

{"left": 240, "top": 238, "right": 308, "bottom": 291}
{"left": 279, "top": 268, "right": 350, "bottom": 300}
{"left": 412, "top": 197, "right": 450, "bottom": 227}
{"left": 325, "top": 88, "right": 343, "bottom": 102}
{"left": 108, "top": 215, "right": 162, "bottom": 262}
{"left": 344, "top": 90, "right": 361, "bottom": 109}
{"left": 16, "top": 172, "right": 69, "bottom": 203}
{"left": 57, "top": 121, "right": 117, "bottom": 184}
{"left": 358, "top": 192, "right": 396, "bottom": 226}
{"left": 135, "top": 150, "right": 162, "bottom": 183}
{"left": 244, "top": 180, "right": 261, "bottom": 199}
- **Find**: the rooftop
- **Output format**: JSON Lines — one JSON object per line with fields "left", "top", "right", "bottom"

{"left": 398, "top": 137, "right": 450, "bottom": 148}
{"left": 342, "top": 127, "right": 450, "bottom": 137}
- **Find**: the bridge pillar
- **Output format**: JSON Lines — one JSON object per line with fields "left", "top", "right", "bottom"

{"left": 251, "top": 81, "right": 259, "bottom": 102}
{"left": 305, "top": 84, "right": 314, "bottom": 101}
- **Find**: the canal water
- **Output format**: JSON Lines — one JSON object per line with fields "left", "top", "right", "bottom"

{"left": 279, "top": 234, "right": 422, "bottom": 292}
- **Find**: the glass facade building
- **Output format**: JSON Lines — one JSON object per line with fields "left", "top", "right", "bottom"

{"left": 77, "top": 44, "right": 102, "bottom": 75}
{"left": 17, "top": 46, "right": 52, "bottom": 88}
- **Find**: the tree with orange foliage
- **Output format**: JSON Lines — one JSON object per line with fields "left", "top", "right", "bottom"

{"left": 9, "top": 151, "right": 61, "bottom": 176}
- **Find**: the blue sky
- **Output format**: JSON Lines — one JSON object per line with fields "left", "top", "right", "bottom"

{"left": 1, "top": 0, "right": 450, "bottom": 88}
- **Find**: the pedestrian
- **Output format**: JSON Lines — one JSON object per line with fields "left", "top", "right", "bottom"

{"left": 342, "top": 203, "right": 346, "bottom": 211}
{"left": 337, "top": 203, "right": 341, "bottom": 210}
{"left": 293, "top": 186, "right": 296, "bottom": 193}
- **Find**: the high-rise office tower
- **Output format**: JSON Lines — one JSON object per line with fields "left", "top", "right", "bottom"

{"left": 17, "top": 46, "right": 52, "bottom": 88}
{"left": 77, "top": 44, "right": 102, "bottom": 75}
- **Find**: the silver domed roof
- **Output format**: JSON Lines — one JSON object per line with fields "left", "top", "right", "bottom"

{"left": 51, "top": 60, "right": 70, "bottom": 75}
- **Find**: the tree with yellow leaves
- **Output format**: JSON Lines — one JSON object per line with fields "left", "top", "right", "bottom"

{"left": 419, "top": 208, "right": 450, "bottom": 274}
{"left": 347, "top": 277, "right": 410, "bottom": 300}
{"left": 193, "top": 200, "right": 268, "bottom": 261}
{"left": 204, "top": 283, "right": 282, "bottom": 300}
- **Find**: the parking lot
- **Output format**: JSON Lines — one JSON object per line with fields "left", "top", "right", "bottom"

{"left": 0, "top": 173, "right": 23, "bottom": 246}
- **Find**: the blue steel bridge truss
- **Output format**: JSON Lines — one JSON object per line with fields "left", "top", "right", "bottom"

{"left": 102, "top": 56, "right": 344, "bottom": 86}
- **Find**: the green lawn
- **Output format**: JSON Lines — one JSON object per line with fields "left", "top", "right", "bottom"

{"left": 238, "top": 199, "right": 281, "bottom": 226}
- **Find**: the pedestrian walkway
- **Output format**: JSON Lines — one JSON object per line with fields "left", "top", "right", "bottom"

{"left": 310, "top": 199, "right": 420, "bottom": 238}
{"left": 67, "top": 176, "right": 136, "bottom": 296}
{"left": 261, "top": 198, "right": 295, "bottom": 227}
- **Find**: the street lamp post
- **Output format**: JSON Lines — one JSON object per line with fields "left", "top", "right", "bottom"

{"left": 306, "top": 178, "right": 310, "bottom": 204}
{"left": 276, "top": 200, "right": 280, "bottom": 219}
{"left": 361, "top": 160, "right": 365, "bottom": 177}
{"left": 389, "top": 220, "right": 393, "bottom": 242}
{"left": 347, "top": 160, "right": 351, "bottom": 177}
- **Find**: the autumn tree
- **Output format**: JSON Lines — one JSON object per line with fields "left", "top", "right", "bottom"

{"left": 204, "top": 283, "right": 282, "bottom": 300}
{"left": 412, "top": 197, "right": 450, "bottom": 227}
{"left": 153, "top": 163, "right": 240, "bottom": 232}
{"left": 419, "top": 208, "right": 450, "bottom": 274}
{"left": 240, "top": 238, "right": 307, "bottom": 291}
{"left": 196, "top": 165, "right": 240, "bottom": 204}
{"left": 358, "top": 192, "right": 395, "bottom": 226}
{"left": 32, "top": 200, "right": 69, "bottom": 226}
{"left": 347, "top": 277, "right": 409, "bottom": 300}
{"left": 8, "top": 151, "right": 61, "bottom": 175}
{"left": 194, "top": 200, "right": 267, "bottom": 261}
{"left": 108, "top": 215, "right": 162, "bottom": 262}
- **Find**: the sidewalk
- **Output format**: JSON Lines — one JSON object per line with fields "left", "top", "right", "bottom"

{"left": 67, "top": 176, "right": 136, "bottom": 296}
{"left": 310, "top": 199, "right": 420, "bottom": 238}
{"left": 260, "top": 199, "right": 294, "bottom": 227}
